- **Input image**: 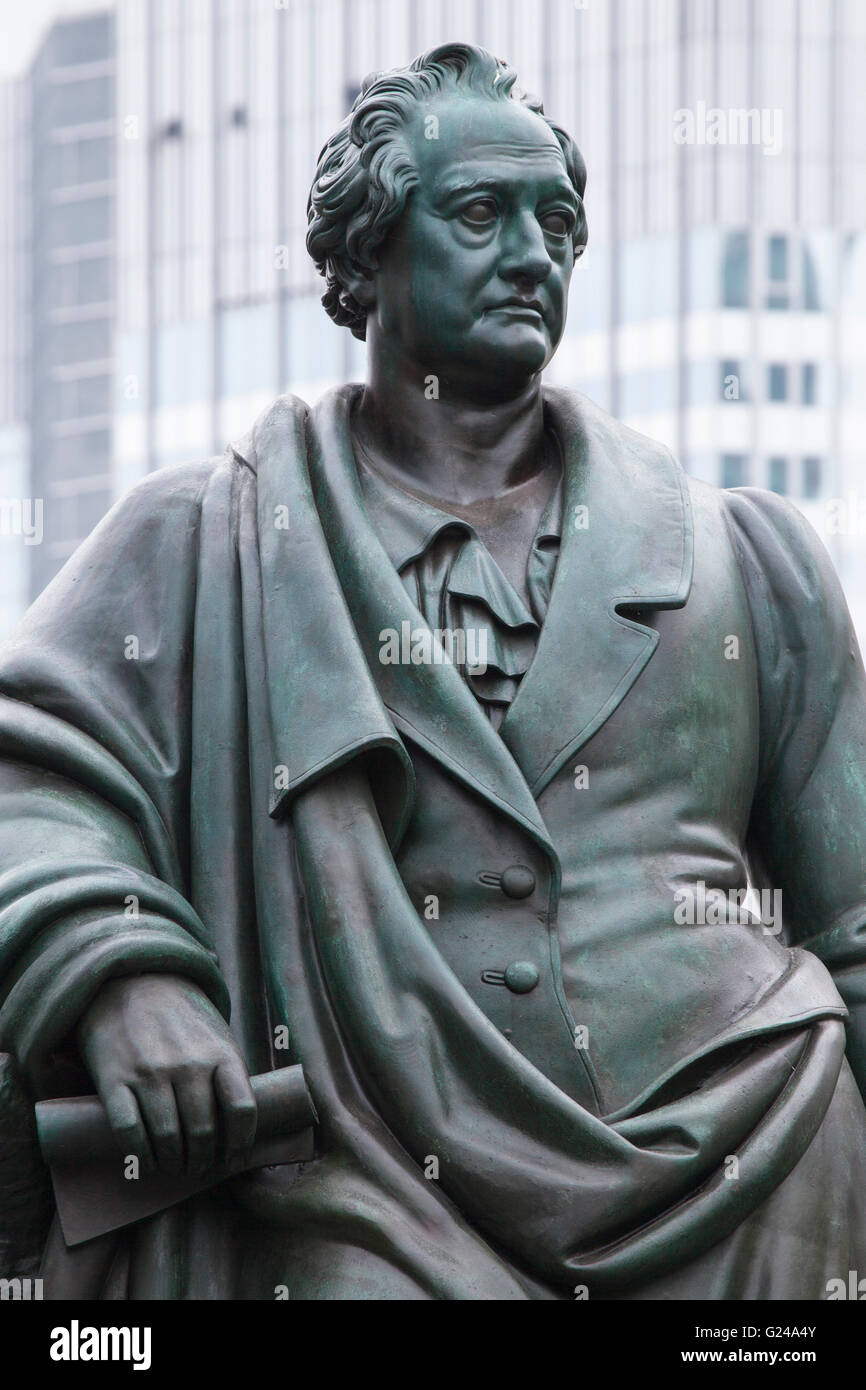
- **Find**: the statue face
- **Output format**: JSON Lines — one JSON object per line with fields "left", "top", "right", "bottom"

{"left": 369, "top": 92, "right": 578, "bottom": 394}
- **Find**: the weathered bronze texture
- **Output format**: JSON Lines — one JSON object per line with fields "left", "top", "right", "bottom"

{"left": 0, "top": 43, "right": 864, "bottom": 1300}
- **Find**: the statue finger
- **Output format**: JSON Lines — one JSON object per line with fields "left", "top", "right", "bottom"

{"left": 103, "top": 1082, "right": 154, "bottom": 1177}
{"left": 214, "top": 1061, "right": 257, "bottom": 1167}
{"left": 133, "top": 1077, "right": 183, "bottom": 1175}
{"left": 175, "top": 1071, "right": 218, "bottom": 1177}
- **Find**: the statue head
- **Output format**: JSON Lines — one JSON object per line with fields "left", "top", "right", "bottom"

{"left": 306, "top": 43, "right": 587, "bottom": 393}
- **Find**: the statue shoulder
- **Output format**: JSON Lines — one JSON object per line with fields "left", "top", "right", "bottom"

{"left": 717, "top": 484, "right": 857, "bottom": 689}
{"left": 229, "top": 391, "right": 312, "bottom": 474}
{"left": 718, "top": 484, "right": 840, "bottom": 600}
{"left": 114, "top": 454, "right": 230, "bottom": 519}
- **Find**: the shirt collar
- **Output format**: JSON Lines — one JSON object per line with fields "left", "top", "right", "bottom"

{"left": 354, "top": 450, "right": 471, "bottom": 572}
{"left": 354, "top": 442, "right": 564, "bottom": 575}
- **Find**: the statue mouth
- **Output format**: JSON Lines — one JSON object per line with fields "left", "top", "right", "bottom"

{"left": 486, "top": 298, "right": 545, "bottom": 319}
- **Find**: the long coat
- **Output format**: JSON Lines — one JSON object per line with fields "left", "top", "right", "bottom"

{"left": 0, "top": 385, "right": 865, "bottom": 1299}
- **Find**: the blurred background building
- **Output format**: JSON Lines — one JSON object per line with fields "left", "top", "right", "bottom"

{"left": 29, "top": 10, "right": 115, "bottom": 598}
{"left": 0, "top": 70, "right": 31, "bottom": 625}
{"left": 1, "top": 0, "right": 865, "bottom": 646}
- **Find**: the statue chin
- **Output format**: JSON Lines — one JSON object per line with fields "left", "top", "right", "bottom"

{"left": 456, "top": 335, "right": 553, "bottom": 390}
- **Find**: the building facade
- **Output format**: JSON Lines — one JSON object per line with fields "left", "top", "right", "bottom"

{"left": 6, "top": 0, "right": 866, "bottom": 644}
{"left": 28, "top": 9, "right": 116, "bottom": 602}
{"left": 0, "top": 73, "right": 32, "bottom": 634}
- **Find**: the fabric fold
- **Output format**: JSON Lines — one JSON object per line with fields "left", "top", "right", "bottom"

{"left": 0, "top": 379, "right": 860, "bottom": 1298}
{"left": 292, "top": 768, "right": 846, "bottom": 1293}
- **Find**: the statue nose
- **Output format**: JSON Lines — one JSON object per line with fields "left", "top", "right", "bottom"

{"left": 501, "top": 258, "right": 552, "bottom": 291}
{"left": 498, "top": 215, "right": 554, "bottom": 287}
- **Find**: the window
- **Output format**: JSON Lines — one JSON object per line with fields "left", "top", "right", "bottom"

{"left": 803, "top": 457, "right": 822, "bottom": 499}
{"left": 78, "top": 257, "right": 111, "bottom": 304}
{"left": 689, "top": 228, "right": 722, "bottom": 311}
{"left": 722, "top": 231, "right": 749, "bottom": 308}
{"left": 50, "top": 14, "right": 112, "bottom": 66}
{"left": 49, "top": 262, "right": 79, "bottom": 309}
{"left": 766, "top": 235, "right": 789, "bottom": 309}
{"left": 75, "top": 374, "right": 111, "bottom": 417}
{"left": 45, "top": 76, "right": 112, "bottom": 128}
{"left": 48, "top": 379, "right": 74, "bottom": 420}
{"left": 720, "top": 359, "right": 746, "bottom": 401}
{"left": 768, "top": 457, "right": 788, "bottom": 494}
{"left": 47, "top": 135, "right": 111, "bottom": 189}
{"left": 48, "top": 195, "right": 111, "bottom": 249}
{"left": 768, "top": 235, "right": 788, "bottom": 283}
{"left": 801, "top": 363, "right": 817, "bottom": 406}
{"left": 721, "top": 454, "right": 748, "bottom": 488}
{"left": 767, "top": 364, "right": 788, "bottom": 402}
{"left": 76, "top": 135, "right": 111, "bottom": 183}
{"left": 802, "top": 244, "right": 821, "bottom": 311}
{"left": 48, "top": 373, "right": 110, "bottom": 420}
{"left": 759, "top": 233, "right": 825, "bottom": 313}
{"left": 51, "top": 257, "right": 111, "bottom": 307}
{"left": 49, "top": 318, "right": 110, "bottom": 366}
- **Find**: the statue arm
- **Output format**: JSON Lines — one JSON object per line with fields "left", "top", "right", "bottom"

{"left": 0, "top": 462, "right": 242, "bottom": 1158}
{"left": 725, "top": 487, "right": 866, "bottom": 1102}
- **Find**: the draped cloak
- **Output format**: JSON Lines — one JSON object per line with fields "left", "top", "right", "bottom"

{"left": 1, "top": 384, "right": 865, "bottom": 1299}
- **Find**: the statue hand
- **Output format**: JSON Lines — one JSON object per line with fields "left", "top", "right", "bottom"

{"left": 76, "top": 974, "right": 256, "bottom": 1178}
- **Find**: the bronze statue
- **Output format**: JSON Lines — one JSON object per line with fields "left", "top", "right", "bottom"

{"left": 1, "top": 43, "right": 865, "bottom": 1300}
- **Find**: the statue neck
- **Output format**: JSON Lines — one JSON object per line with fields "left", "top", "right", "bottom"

{"left": 352, "top": 367, "right": 548, "bottom": 508}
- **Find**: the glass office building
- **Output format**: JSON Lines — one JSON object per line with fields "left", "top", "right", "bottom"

{"left": 0, "top": 74, "right": 31, "bottom": 635}
{"left": 28, "top": 9, "right": 116, "bottom": 602}
{"left": 7, "top": 0, "right": 866, "bottom": 644}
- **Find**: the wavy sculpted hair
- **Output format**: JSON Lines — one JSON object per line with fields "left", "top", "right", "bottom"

{"left": 306, "top": 42, "right": 588, "bottom": 341}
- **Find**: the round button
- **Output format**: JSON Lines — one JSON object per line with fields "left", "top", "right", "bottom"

{"left": 504, "top": 961, "right": 540, "bottom": 994}
{"left": 500, "top": 865, "right": 536, "bottom": 899}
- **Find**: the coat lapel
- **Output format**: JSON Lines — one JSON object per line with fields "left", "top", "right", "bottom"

{"left": 304, "top": 386, "right": 556, "bottom": 855}
{"left": 235, "top": 392, "right": 417, "bottom": 848}
{"left": 500, "top": 387, "right": 694, "bottom": 796}
{"left": 235, "top": 382, "right": 693, "bottom": 852}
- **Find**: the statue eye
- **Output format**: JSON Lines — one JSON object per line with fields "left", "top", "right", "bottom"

{"left": 461, "top": 199, "right": 498, "bottom": 226}
{"left": 540, "top": 211, "right": 573, "bottom": 238}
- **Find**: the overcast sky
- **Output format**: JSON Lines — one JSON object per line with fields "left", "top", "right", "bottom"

{"left": 0, "top": 0, "right": 105, "bottom": 79}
